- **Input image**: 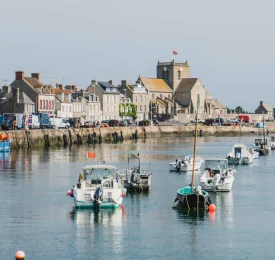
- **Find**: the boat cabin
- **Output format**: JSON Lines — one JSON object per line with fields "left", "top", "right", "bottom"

{"left": 204, "top": 159, "right": 229, "bottom": 176}
{"left": 254, "top": 138, "right": 268, "bottom": 147}
{"left": 230, "top": 144, "right": 248, "bottom": 158}
{"left": 270, "top": 135, "right": 275, "bottom": 143}
{"left": 82, "top": 165, "right": 116, "bottom": 188}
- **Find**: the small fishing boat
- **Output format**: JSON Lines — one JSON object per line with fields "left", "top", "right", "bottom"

{"left": 173, "top": 95, "right": 212, "bottom": 210}
{"left": 226, "top": 143, "right": 253, "bottom": 165}
{"left": 169, "top": 155, "right": 203, "bottom": 172}
{"left": 68, "top": 163, "right": 126, "bottom": 209}
{"left": 116, "top": 153, "right": 152, "bottom": 192}
{"left": 253, "top": 115, "right": 270, "bottom": 156}
{"left": 199, "top": 158, "right": 236, "bottom": 192}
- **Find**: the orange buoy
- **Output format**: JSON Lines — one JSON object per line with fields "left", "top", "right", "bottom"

{"left": 15, "top": 250, "right": 25, "bottom": 259}
{"left": 208, "top": 204, "right": 216, "bottom": 212}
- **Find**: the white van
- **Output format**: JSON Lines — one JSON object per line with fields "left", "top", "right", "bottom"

{"left": 31, "top": 115, "right": 41, "bottom": 129}
{"left": 50, "top": 118, "right": 70, "bottom": 129}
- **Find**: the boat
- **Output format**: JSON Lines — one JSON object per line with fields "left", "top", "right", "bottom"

{"left": 253, "top": 115, "right": 270, "bottom": 156}
{"left": 226, "top": 143, "right": 253, "bottom": 165}
{"left": 169, "top": 155, "right": 203, "bottom": 172}
{"left": 0, "top": 140, "right": 11, "bottom": 152}
{"left": 172, "top": 95, "right": 211, "bottom": 210}
{"left": 116, "top": 153, "right": 152, "bottom": 192}
{"left": 68, "top": 163, "right": 126, "bottom": 209}
{"left": 199, "top": 158, "right": 236, "bottom": 192}
{"left": 0, "top": 133, "right": 11, "bottom": 152}
{"left": 253, "top": 138, "right": 270, "bottom": 156}
{"left": 269, "top": 134, "right": 275, "bottom": 150}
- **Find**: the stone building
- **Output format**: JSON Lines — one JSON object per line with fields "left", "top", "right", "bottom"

{"left": 86, "top": 80, "right": 120, "bottom": 121}
{"left": 119, "top": 80, "right": 149, "bottom": 121}
{"left": 255, "top": 101, "right": 274, "bottom": 119}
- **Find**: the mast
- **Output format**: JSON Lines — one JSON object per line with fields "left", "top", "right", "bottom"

{"left": 191, "top": 94, "right": 200, "bottom": 191}
{"left": 263, "top": 112, "right": 265, "bottom": 150}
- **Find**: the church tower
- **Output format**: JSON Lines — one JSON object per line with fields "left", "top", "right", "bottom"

{"left": 156, "top": 59, "right": 190, "bottom": 91}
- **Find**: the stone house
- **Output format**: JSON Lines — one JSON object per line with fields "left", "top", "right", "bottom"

{"left": 9, "top": 71, "right": 55, "bottom": 114}
{"left": 255, "top": 101, "right": 274, "bottom": 119}
{"left": 0, "top": 86, "right": 35, "bottom": 114}
{"left": 119, "top": 80, "right": 149, "bottom": 121}
{"left": 86, "top": 80, "right": 120, "bottom": 121}
{"left": 72, "top": 91, "right": 101, "bottom": 122}
{"left": 138, "top": 77, "right": 173, "bottom": 121}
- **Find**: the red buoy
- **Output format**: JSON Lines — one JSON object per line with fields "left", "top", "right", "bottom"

{"left": 208, "top": 204, "right": 216, "bottom": 212}
{"left": 67, "top": 190, "right": 73, "bottom": 196}
{"left": 15, "top": 250, "right": 25, "bottom": 259}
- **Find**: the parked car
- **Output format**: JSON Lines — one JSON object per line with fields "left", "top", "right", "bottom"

{"left": 139, "top": 120, "right": 151, "bottom": 126}
{"left": 108, "top": 120, "right": 120, "bottom": 127}
{"left": 204, "top": 118, "right": 215, "bottom": 126}
{"left": 191, "top": 119, "right": 205, "bottom": 124}
{"left": 227, "top": 118, "right": 240, "bottom": 123}
{"left": 84, "top": 121, "right": 93, "bottom": 128}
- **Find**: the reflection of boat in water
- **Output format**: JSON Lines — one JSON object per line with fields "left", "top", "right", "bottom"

{"left": 177, "top": 209, "right": 206, "bottom": 220}
{"left": 67, "top": 206, "right": 126, "bottom": 225}
{"left": 68, "top": 163, "right": 126, "bottom": 209}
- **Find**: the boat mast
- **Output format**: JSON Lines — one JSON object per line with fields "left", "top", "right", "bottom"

{"left": 191, "top": 95, "right": 200, "bottom": 192}
{"left": 263, "top": 112, "right": 265, "bottom": 149}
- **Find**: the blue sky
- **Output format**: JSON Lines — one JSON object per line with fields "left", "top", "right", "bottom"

{"left": 1, "top": 0, "right": 275, "bottom": 111}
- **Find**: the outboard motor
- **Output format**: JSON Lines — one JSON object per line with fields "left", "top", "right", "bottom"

{"left": 93, "top": 187, "right": 102, "bottom": 210}
{"left": 176, "top": 159, "right": 181, "bottom": 172}
{"left": 213, "top": 174, "right": 221, "bottom": 190}
{"left": 131, "top": 170, "right": 136, "bottom": 183}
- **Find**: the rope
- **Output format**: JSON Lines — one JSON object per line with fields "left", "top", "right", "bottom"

{"left": 185, "top": 196, "right": 190, "bottom": 210}
{"left": 139, "top": 183, "right": 143, "bottom": 191}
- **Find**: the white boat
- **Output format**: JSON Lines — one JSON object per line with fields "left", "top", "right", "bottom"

{"left": 69, "top": 163, "right": 126, "bottom": 209}
{"left": 226, "top": 143, "right": 253, "bottom": 165}
{"left": 253, "top": 138, "right": 270, "bottom": 156}
{"left": 200, "top": 158, "right": 236, "bottom": 192}
{"left": 169, "top": 155, "right": 203, "bottom": 172}
{"left": 270, "top": 134, "right": 275, "bottom": 150}
{"left": 249, "top": 148, "right": 259, "bottom": 159}
{"left": 116, "top": 153, "right": 152, "bottom": 192}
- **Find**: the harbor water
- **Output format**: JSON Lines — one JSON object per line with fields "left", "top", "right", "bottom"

{"left": 1, "top": 135, "right": 274, "bottom": 260}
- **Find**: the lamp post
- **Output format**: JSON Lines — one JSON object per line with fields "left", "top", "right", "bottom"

{"left": 123, "top": 89, "right": 126, "bottom": 121}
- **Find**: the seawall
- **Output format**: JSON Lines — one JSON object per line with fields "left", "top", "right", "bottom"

{"left": 0, "top": 124, "right": 271, "bottom": 149}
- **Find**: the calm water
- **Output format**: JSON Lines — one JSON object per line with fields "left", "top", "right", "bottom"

{"left": 1, "top": 135, "right": 275, "bottom": 260}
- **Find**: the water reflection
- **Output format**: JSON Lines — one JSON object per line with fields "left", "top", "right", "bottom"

{"left": 176, "top": 209, "right": 206, "bottom": 222}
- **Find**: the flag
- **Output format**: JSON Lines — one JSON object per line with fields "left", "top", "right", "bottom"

{"left": 173, "top": 50, "right": 178, "bottom": 55}
{"left": 87, "top": 152, "right": 96, "bottom": 158}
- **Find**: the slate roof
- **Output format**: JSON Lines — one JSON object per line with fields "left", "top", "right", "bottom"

{"left": 140, "top": 78, "right": 172, "bottom": 92}
{"left": 175, "top": 78, "right": 198, "bottom": 93}
{"left": 24, "top": 77, "right": 44, "bottom": 88}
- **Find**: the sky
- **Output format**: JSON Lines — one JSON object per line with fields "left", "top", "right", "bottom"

{"left": 1, "top": 0, "right": 275, "bottom": 112}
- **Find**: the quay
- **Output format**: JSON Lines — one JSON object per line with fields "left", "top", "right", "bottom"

{"left": 0, "top": 124, "right": 272, "bottom": 149}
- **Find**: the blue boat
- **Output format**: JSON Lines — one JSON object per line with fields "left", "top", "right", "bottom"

{"left": 0, "top": 141, "right": 11, "bottom": 152}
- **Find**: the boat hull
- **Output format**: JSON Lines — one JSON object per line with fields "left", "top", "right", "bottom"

{"left": 200, "top": 181, "right": 233, "bottom": 192}
{"left": 169, "top": 159, "right": 203, "bottom": 172}
{"left": 0, "top": 142, "right": 10, "bottom": 152}
{"left": 74, "top": 197, "right": 121, "bottom": 209}
{"left": 124, "top": 183, "right": 150, "bottom": 192}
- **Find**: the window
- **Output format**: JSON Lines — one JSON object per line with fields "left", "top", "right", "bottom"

{"left": 121, "top": 106, "right": 124, "bottom": 112}
{"left": 46, "top": 100, "right": 48, "bottom": 109}
{"left": 135, "top": 96, "right": 137, "bottom": 102}
{"left": 43, "top": 100, "right": 45, "bottom": 109}
{"left": 140, "top": 105, "right": 142, "bottom": 111}
{"left": 105, "top": 95, "right": 108, "bottom": 102}
{"left": 69, "top": 106, "right": 71, "bottom": 112}
{"left": 114, "top": 106, "right": 116, "bottom": 112}
{"left": 40, "top": 100, "right": 42, "bottom": 109}
{"left": 52, "top": 101, "right": 54, "bottom": 110}
{"left": 144, "top": 105, "right": 146, "bottom": 112}
{"left": 114, "top": 96, "right": 116, "bottom": 103}
{"left": 178, "top": 71, "right": 181, "bottom": 79}
{"left": 168, "top": 94, "right": 171, "bottom": 99}
{"left": 162, "top": 71, "right": 165, "bottom": 79}
{"left": 112, "top": 96, "right": 115, "bottom": 103}
{"left": 152, "top": 94, "right": 155, "bottom": 99}
{"left": 160, "top": 94, "right": 162, "bottom": 99}
{"left": 62, "top": 106, "right": 65, "bottom": 112}
{"left": 139, "top": 96, "right": 142, "bottom": 102}
{"left": 166, "top": 71, "right": 169, "bottom": 80}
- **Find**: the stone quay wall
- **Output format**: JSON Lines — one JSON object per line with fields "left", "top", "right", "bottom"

{"left": 0, "top": 124, "right": 273, "bottom": 149}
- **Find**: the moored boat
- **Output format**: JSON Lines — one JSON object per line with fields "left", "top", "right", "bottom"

{"left": 200, "top": 158, "right": 236, "bottom": 192}
{"left": 172, "top": 95, "right": 212, "bottom": 211}
{"left": 169, "top": 155, "right": 203, "bottom": 172}
{"left": 226, "top": 143, "right": 253, "bottom": 165}
{"left": 116, "top": 153, "right": 152, "bottom": 192}
{"left": 68, "top": 163, "right": 126, "bottom": 209}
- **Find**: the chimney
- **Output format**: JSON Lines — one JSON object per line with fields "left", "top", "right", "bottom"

{"left": 121, "top": 80, "right": 127, "bottom": 87}
{"left": 91, "top": 80, "right": 97, "bottom": 86}
{"left": 12, "top": 88, "right": 20, "bottom": 112}
{"left": 108, "top": 80, "right": 113, "bottom": 85}
{"left": 31, "top": 73, "right": 40, "bottom": 80}
{"left": 15, "top": 71, "right": 24, "bottom": 80}
{"left": 58, "top": 84, "right": 63, "bottom": 90}
{"left": 260, "top": 101, "right": 263, "bottom": 106}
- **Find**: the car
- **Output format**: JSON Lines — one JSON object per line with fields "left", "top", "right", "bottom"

{"left": 227, "top": 119, "right": 240, "bottom": 123}
{"left": 190, "top": 119, "right": 205, "bottom": 124}
{"left": 84, "top": 121, "right": 93, "bottom": 128}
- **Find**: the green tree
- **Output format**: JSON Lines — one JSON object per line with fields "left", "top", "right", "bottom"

{"left": 235, "top": 106, "right": 245, "bottom": 113}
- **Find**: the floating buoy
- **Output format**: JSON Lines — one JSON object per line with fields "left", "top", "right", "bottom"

{"left": 208, "top": 204, "right": 216, "bottom": 212}
{"left": 67, "top": 190, "right": 73, "bottom": 196}
{"left": 122, "top": 193, "right": 126, "bottom": 197}
{"left": 15, "top": 250, "right": 25, "bottom": 259}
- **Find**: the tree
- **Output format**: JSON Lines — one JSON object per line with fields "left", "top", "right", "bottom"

{"left": 235, "top": 106, "right": 245, "bottom": 114}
